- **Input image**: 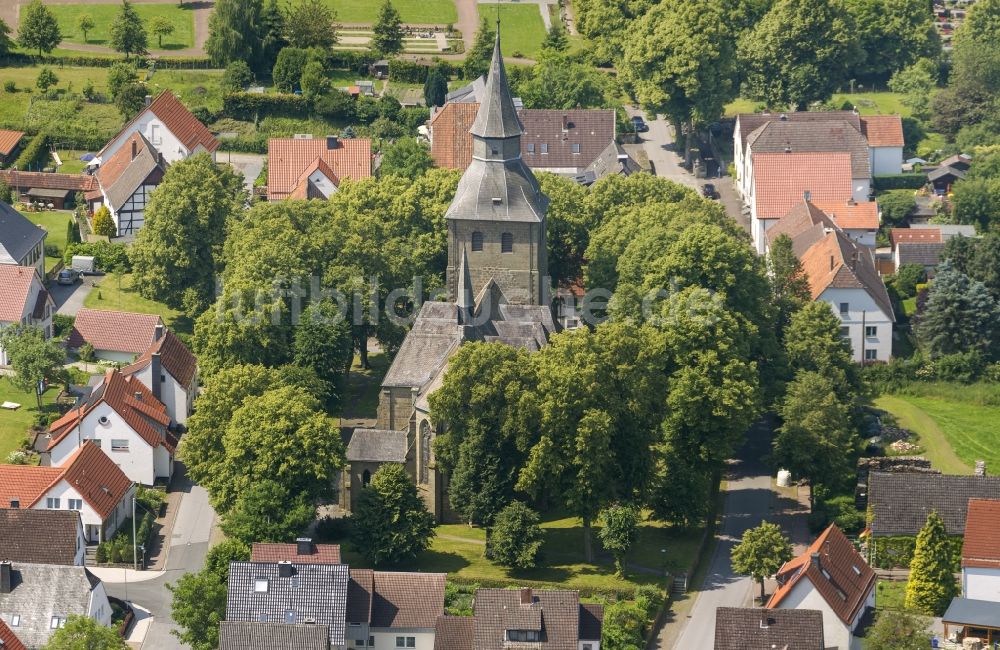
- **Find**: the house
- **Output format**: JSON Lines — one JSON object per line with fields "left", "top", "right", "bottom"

{"left": 961, "top": 499, "right": 1000, "bottom": 602}
{"left": 908, "top": 223, "right": 977, "bottom": 240}
{"left": 893, "top": 241, "right": 946, "bottom": 275}
{"left": 0, "top": 203, "right": 47, "bottom": 278}
{"left": 0, "top": 264, "right": 54, "bottom": 365}
{"left": 218, "top": 621, "right": 330, "bottom": 650}
{"left": 250, "top": 538, "right": 341, "bottom": 564}
{"left": 577, "top": 141, "right": 642, "bottom": 185}
{"left": 0, "top": 170, "right": 98, "bottom": 210}
{"left": 714, "top": 607, "right": 825, "bottom": 650}
{"left": 859, "top": 115, "right": 905, "bottom": 176}
{"left": 0, "top": 619, "right": 26, "bottom": 650}
{"left": 888, "top": 227, "right": 942, "bottom": 248}
{"left": 866, "top": 471, "right": 1000, "bottom": 538}
{"left": 0, "top": 130, "right": 25, "bottom": 165}
{"left": 47, "top": 370, "right": 175, "bottom": 487}
{"left": 766, "top": 524, "right": 876, "bottom": 650}
{"left": 96, "top": 91, "right": 219, "bottom": 167}
{"left": 436, "top": 587, "right": 602, "bottom": 650}
{"left": 0, "top": 509, "right": 86, "bottom": 566}
{"left": 0, "top": 560, "right": 112, "bottom": 649}
{"left": 67, "top": 309, "right": 165, "bottom": 362}
{"left": 122, "top": 328, "right": 197, "bottom": 426}
{"left": 266, "top": 136, "right": 373, "bottom": 201}
{"left": 92, "top": 132, "right": 167, "bottom": 237}
{"left": 344, "top": 571, "right": 445, "bottom": 649}
{"left": 0, "top": 442, "right": 135, "bottom": 543}
{"left": 226, "top": 561, "right": 350, "bottom": 648}
{"left": 811, "top": 199, "right": 879, "bottom": 247}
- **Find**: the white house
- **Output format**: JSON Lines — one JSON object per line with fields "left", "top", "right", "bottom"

{"left": 92, "top": 131, "right": 167, "bottom": 237}
{"left": 67, "top": 308, "right": 164, "bottom": 363}
{"left": 123, "top": 328, "right": 197, "bottom": 426}
{"left": 0, "top": 442, "right": 133, "bottom": 543}
{"left": 0, "top": 203, "right": 47, "bottom": 279}
{"left": 47, "top": 370, "right": 175, "bottom": 486}
{"left": 961, "top": 499, "right": 1000, "bottom": 602}
{"left": 860, "top": 115, "right": 905, "bottom": 176}
{"left": 0, "top": 263, "right": 54, "bottom": 365}
{"left": 767, "top": 525, "right": 876, "bottom": 650}
{"left": 96, "top": 91, "right": 219, "bottom": 167}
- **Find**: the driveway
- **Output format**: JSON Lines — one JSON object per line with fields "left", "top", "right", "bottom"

{"left": 223, "top": 152, "right": 265, "bottom": 196}
{"left": 50, "top": 278, "right": 93, "bottom": 316}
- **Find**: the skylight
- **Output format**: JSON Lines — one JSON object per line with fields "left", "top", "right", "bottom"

{"left": 254, "top": 579, "right": 268, "bottom": 593}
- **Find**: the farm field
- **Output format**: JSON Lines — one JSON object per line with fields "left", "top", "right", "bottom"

{"left": 52, "top": 4, "right": 195, "bottom": 50}
{"left": 480, "top": 3, "right": 547, "bottom": 58}
{"left": 323, "top": 0, "right": 457, "bottom": 24}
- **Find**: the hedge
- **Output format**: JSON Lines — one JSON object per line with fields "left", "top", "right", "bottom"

{"left": 329, "top": 50, "right": 377, "bottom": 72}
{"left": 217, "top": 135, "right": 268, "bottom": 154}
{"left": 223, "top": 92, "right": 312, "bottom": 119}
{"left": 64, "top": 241, "right": 131, "bottom": 272}
{"left": 869, "top": 535, "right": 963, "bottom": 571}
{"left": 0, "top": 53, "right": 214, "bottom": 69}
{"left": 873, "top": 174, "right": 928, "bottom": 191}
{"left": 12, "top": 132, "right": 52, "bottom": 171}
{"left": 389, "top": 59, "right": 431, "bottom": 84}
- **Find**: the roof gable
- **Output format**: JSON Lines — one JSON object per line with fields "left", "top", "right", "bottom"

{"left": 0, "top": 264, "right": 41, "bottom": 322}
{"left": 0, "top": 618, "right": 26, "bottom": 650}
{"left": 250, "top": 541, "right": 341, "bottom": 565}
{"left": 267, "top": 138, "right": 372, "bottom": 200}
{"left": 962, "top": 499, "right": 1000, "bottom": 569}
{"left": 752, "top": 152, "right": 854, "bottom": 220}
{"left": 96, "top": 132, "right": 165, "bottom": 211}
{"left": 860, "top": 116, "right": 904, "bottom": 148}
{"left": 868, "top": 472, "right": 1000, "bottom": 536}
{"left": 747, "top": 119, "right": 870, "bottom": 179}
{"left": 67, "top": 308, "right": 163, "bottom": 354}
{"left": 799, "top": 229, "right": 895, "bottom": 319}
{"left": 714, "top": 607, "right": 824, "bottom": 650}
{"left": 0, "top": 563, "right": 100, "bottom": 649}
{"left": 122, "top": 329, "right": 197, "bottom": 389}
{"left": 0, "top": 509, "right": 80, "bottom": 565}
{"left": 0, "top": 203, "right": 46, "bottom": 265}
{"left": 54, "top": 441, "right": 133, "bottom": 519}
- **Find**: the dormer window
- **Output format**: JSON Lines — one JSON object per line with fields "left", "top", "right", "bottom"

{"left": 507, "top": 630, "right": 541, "bottom": 642}
{"left": 540, "top": 143, "right": 548, "bottom": 154}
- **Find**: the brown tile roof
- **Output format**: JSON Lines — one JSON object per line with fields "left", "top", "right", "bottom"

{"left": 0, "top": 264, "right": 39, "bottom": 322}
{"left": 752, "top": 152, "right": 854, "bottom": 220}
{"left": 812, "top": 200, "right": 878, "bottom": 230}
{"left": 472, "top": 588, "right": 583, "bottom": 650}
{"left": 714, "top": 607, "right": 825, "bottom": 650}
{"left": 736, "top": 111, "right": 862, "bottom": 152}
{"left": 0, "top": 619, "right": 26, "bottom": 650}
{"left": 890, "top": 227, "right": 941, "bottom": 247}
{"left": 578, "top": 603, "right": 603, "bottom": 641}
{"left": 430, "top": 102, "right": 479, "bottom": 169}
{"left": 96, "top": 132, "right": 165, "bottom": 211}
{"left": 962, "top": 499, "right": 1000, "bottom": 569}
{"left": 371, "top": 572, "right": 446, "bottom": 628}
{"left": 799, "top": 229, "right": 895, "bottom": 319}
{"left": 122, "top": 329, "right": 197, "bottom": 389}
{"left": 0, "top": 508, "right": 80, "bottom": 565}
{"left": 250, "top": 541, "right": 341, "bottom": 565}
{"left": 434, "top": 616, "right": 474, "bottom": 650}
{"left": 102, "top": 91, "right": 219, "bottom": 159}
{"left": 346, "top": 569, "right": 374, "bottom": 624}
{"left": 287, "top": 156, "right": 340, "bottom": 200}
{"left": 0, "top": 129, "right": 25, "bottom": 156}
{"left": 0, "top": 170, "right": 98, "bottom": 193}
{"left": 767, "top": 200, "right": 840, "bottom": 256}
{"left": 896, "top": 242, "right": 946, "bottom": 267}
{"left": 267, "top": 137, "right": 372, "bottom": 200}
{"left": 860, "top": 116, "right": 905, "bottom": 148}
{"left": 67, "top": 308, "right": 163, "bottom": 354}
{"left": 767, "top": 525, "right": 875, "bottom": 626}
{"left": 219, "top": 621, "right": 330, "bottom": 650}
{"left": 746, "top": 119, "right": 870, "bottom": 179}
{"left": 48, "top": 370, "right": 172, "bottom": 453}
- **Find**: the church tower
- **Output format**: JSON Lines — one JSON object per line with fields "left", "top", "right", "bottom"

{"left": 445, "top": 25, "right": 549, "bottom": 306}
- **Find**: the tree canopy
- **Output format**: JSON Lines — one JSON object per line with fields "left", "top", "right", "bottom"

{"left": 351, "top": 464, "right": 436, "bottom": 566}
{"left": 284, "top": 0, "right": 338, "bottom": 48}
{"left": 905, "top": 511, "right": 959, "bottom": 615}
{"left": 18, "top": 0, "right": 61, "bottom": 56}
{"left": 109, "top": 0, "right": 149, "bottom": 58}
{"left": 730, "top": 520, "right": 793, "bottom": 601}
{"left": 371, "top": 0, "right": 404, "bottom": 57}
{"left": 42, "top": 615, "right": 128, "bottom": 650}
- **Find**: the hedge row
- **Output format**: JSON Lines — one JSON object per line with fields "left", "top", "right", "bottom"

{"left": 64, "top": 241, "right": 131, "bottom": 272}
{"left": 217, "top": 136, "right": 268, "bottom": 154}
{"left": 869, "top": 534, "right": 963, "bottom": 571}
{"left": 0, "top": 53, "right": 213, "bottom": 69}
{"left": 873, "top": 174, "right": 927, "bottom": 191}
{"left": 12, "top": 132, "right": 52, "bottom": 171}
{"left": 223, "top": 92, "right": 312, "bottom": 119}
{"left": 389, "top": 59, "right": 431, "bottom": 84}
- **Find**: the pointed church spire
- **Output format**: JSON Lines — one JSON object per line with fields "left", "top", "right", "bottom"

{"left": 456, "top": 246, "right": 474, "bottom": 320}
{"left": 469, "top": 22, "right": 523, "bottom": 139}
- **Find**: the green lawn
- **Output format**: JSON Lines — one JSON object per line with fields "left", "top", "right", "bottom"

{"left": 479, "top": 4, "right": 547, "bottom": 58}
{"left": 52, "top": 4, "right": 195, "bottom": 50}
{"left": 322, "top": 0, "right": 457, "bottom": 24}
{"left": 0, "top": 66, "right": 112, "bottom": 129}
{"left": 84, "top": 272, "right": 190, "bottom": 334}
{"left": 875, "top": 579, "right": 907, "bottom": 611}
{"left": 148, "top": 69, "right": 226, "bottom": 113}
{"left": 874, "top": 392, "right": 1000, "bottom": 474}
{"left": 725, "top": 92, "right": 910, "bottom": 117}
{"left": 54, "top": 150, "right": 90, "bottom": 174}
{"left": 340, "top": 352, "right": 388, "bottom": 423}
{"left": 20, "top": 210, "right": 71, "bottom": 272}
{"left": 0, "top": 378, "right": 61, "bottom": 462}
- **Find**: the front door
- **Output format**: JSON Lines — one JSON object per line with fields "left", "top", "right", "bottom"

{"left": 85, "top": 524, "right": 100, "bottom": 543}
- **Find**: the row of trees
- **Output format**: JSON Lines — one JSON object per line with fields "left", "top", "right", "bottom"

{"left": 15, "top": 0, "right": 150, "bottom": 58}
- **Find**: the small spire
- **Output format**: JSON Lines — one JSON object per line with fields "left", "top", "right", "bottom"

{"left": 456, "top": 247, "right": 473, "bottom": 319}
{"left": 469, "top": 22, "right": 522, "bottom": 139}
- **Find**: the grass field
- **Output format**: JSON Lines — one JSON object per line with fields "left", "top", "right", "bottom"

{"left": 875, "top": 579, "right": 907, "bottom": 610}
{"left": 0, "top": 378, "right": 60, "bottom": 462}
{"left": 725, "top": 92, "right": 910, "bottom": 117}
{"left": 149, "top": 69, "right": 226, "bottom": 113}
{"left": 84, "top": 272, "right": 190, "bottom": 334}
{"left": 54, "top": 150, "right": 90, "bottom": 174}
{"left": 52, "top": 4, "right": 195, "bottom": 50}
{"left": 875, "top": 390, "right": 1000, "bottom": 474}
{"left": 20, "top": 210, "right": 71, "bottom": 272}
{"left": 480, "top": 4, "right": 547, "bottom": 58}
{"left": 322, "top": 0, "right": 457, "bottom": 24}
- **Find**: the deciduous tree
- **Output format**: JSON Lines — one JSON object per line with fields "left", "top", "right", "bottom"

{"left": 168, "top": 570, "right": 226, "bottom": 650}
{"left": 371, "top": 0, "right": 404, "bottom": 57}
{"left": 846, "top": 0, "right": 939, "bottom": 82}
{"left": 0, "top": 326, "right": 66, "bottom": 409}
{"left": 905, "top": 511, "right": 959, "bottom": 615}
{"left": 865, "top": 610, "right": 934, "bottom": 650}
{"left": 109, "top": 0, "right": 149, "bottom": 58}
{"left": 491, "top": 501, "right": 544, "bottom": 569}
{"left": 284, "top": 0, "right": 338, "bottom": 48}
{"left": 598, "top": 503, "right": 640, "bottom": 577}
{"left": 293, "top": 300, "right": 353, "bottom": 410}
{"left": 730, "top": 521, "right": 793, "bottom": 602}
{"left": 541, "top": 21, "right": 569, "bottom": 52}
{"left": 35, "top": 67, "right": 57, "bottom": 92}
{"left": 149, "top": 15, "right": 175, "bottom": 48}
{"left": 203, "top": 539, "right": 250, "bottom": 582}
{"left": 76, "top": 14, "right": 95, "bottom": 43}
{"left": 299, "top": 60, "right": 330, "bottom": 98}
{"left": 107, "top": 61, "right": 136, "bottom": 99}
{"left": 220, "top": 479, "right": 316, "bottom": 543}
{"left": 206, "top": 0, "right": 262, "bottom": 67}
{"left": 517, "top": 53, "right": 608, "bottom": 110}
{"left": 42, "top": 615, "right": 127, "bottom": 650}
{"left": 784, "top": 300, "right": 860, "bottom": 398}
{"left": 18, "top": 0, "right": 61, "bottom": 57}
{"left": 114, "top": 81, "right": 148, "bottom": 119}
{"left": 379, "top": 139, "right": 434, "bottom": 179}
{"left": 768, "top": 233, "right": 811, "bottom": 337}
{"left": 351, "top": 464, "right": 435, "bottom": 566}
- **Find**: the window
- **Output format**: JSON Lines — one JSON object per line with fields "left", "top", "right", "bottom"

{"left": 839, "top": 302, "right": 849, "bottom": 315}
{"left": 150, "top": 124, "right": 162, "bottom": 145}
{"left": 91, "top": 439, "right": 102, "bottom": 448}
{"left": 370, "top": 637, "right": 375, "bottom": 646}
{"left": 540, "top": 143, "right": 548, "bottom": 154}
{"left": 865, "top": 325, "right": 877, "bottom": 337}
{"left": 491, "top": 146, "right": 499, "bottom": 156}
{"left": 395, "top": 637, "right": 415, "bottom": 648}
{"left": 527, "top": 143, "right": 535, "bottom": 153}
{"left": 471, "top": 231, "right": 483, "bottom": 252}
{"left": 111, "top": 439, "right": 129, "bottom": 452}
{"left": 254, "top": 579, "right": 268, "bottom": 593}
{"left": 68, "top": 499, "right": 83, "bottom": 510}
{"left": 362, "top": 469, "right": 372, "bottom": 486}
{"left": 583, "top": 644, "right": 593, "bottom": 650}
{"left": 356, "top": 641, "right": 366, "bottom": 647}
{"left": 839, "top": 326, "right": 849, "bottom": 338}
{"left": 258, "top": 613, "right": 268, "bottom": 622}
{"left": 501, "top": 232, "right": 513, "bottom": 253}
{"left": 508, "top": 630, "right": 541, "bottom": 642}
{"left": 285, "top": 610, "right": 296, "bottom": 624}
{"left": 50, "top": 616, "right": 64, "bottom": 629}
{"left": 865, "top": 349, "right": 878, "bottom": 361}
{"left": 572, "top": 143, "right": 581, "bottom": 153}
{"left": 291, "top": 576, "right": 299, "bottom": 588}
{"left": 46, "top": 498, "right": 60, "bottom": 509}
{"left": 10, "top": 615, "right": 19, "bottom": 627}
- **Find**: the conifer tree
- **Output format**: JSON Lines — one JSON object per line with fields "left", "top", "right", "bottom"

{"left": 371, "top": 0, "right": 404, "bottom": 57}
{"left": 109, "top": 0, "right": 149, "bottom": 58}
{"left": 905, "top": 511, "right": 959, "bottom": 615}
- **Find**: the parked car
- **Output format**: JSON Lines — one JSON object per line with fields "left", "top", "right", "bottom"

{"left": 57, "top": 268, "right": 81, "bottom": 285}
{"left": 702, "top": 183, "right": 717, "bottom": 199}
{"left": 631, "top": 115, "right": 649, "bottom": 133}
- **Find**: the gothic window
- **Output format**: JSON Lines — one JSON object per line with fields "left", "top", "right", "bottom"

{"left": 420, "top": 421, "right": 431, "bottom": 484}
{"left": 501, "top": 232, "right": 513, "bottom": 253}
{"left": 471, "top": 231, "right": 483, "bottom": 251}
{"left": 362, "top": 469, "right": 371, "bottom": 486}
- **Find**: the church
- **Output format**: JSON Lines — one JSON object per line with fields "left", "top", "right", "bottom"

{"left": 341, "top": 28, "right": 556, "bottom": 521}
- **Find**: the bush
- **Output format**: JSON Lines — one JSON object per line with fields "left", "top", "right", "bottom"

{"left": 81, "top": 79, "right": 96, "bottom": 101}
{"left": 63, "top": 241, "right": 131, "bottom": 272}
{"left": 809, "top": 495, "right": 865, "bottom": 534}
{"left": 13, "top": 132, "right": 52, "bottom": 171}
{"left": 95, "top": 542, "right": 109, "bottom": 564}
{"left": 92, "top": 206, "right": 116, "bottom": 237}
{"left": 53, "top": 314, "right": 74, "bottom": 338}
{"left": 933, "top": 351, "right": 985, "bottom": 383}
{"left": 313, "top": 89, "right": 355, "bottom": 121}
{"left": 602, "top": 600, "right": 648, "bottom": 650}
{"left": 389, "top": 58, "right": 431, "bottom": 83}
{"left": 879, "top": 189, "right": 918, "bottom": 227}
{"left": 79, "top": 342, "right": 95, "bottom": 362}
{"left": 314, "top": 515, "right": 352, "bottom": 542}
{"left": 272, "top": 47, "right": 312, "bottom": 93}
{"left": 3, "top": 80, "right": 15, "bottom": 93}
{"left": 216, "top": 136, "right": 268, "bottom": 154}
{"left": 222, "top": 60, "right": 254, "bottom": 93}
{"left": 5, "top": 450, "right": 30, "bottom": 465}
{"left": 222, "top": 92, "right": 311, "bottom": 120}
{"left": 873, "top": 174, "right": 927, "bottom": 191}
{"left": 870, "top": 535, "right": 963, "bottom": 571}
{"left": 444, "top": 582, "right": 475, "bottom": 616}
{"left": 491, "top": 501, "right": 544, "bottom": 569}
{"left": 135, "top": 485, "right": 165, "bottom": 514}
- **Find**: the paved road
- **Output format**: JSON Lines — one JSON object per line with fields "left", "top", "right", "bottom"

{"left": 50, "top": 278, "right": 93, "bottom": 316}
{"left": 101, "top": 463, "right": 216, "bottom": 650}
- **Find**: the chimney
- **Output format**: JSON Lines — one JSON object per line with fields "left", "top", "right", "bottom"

{"left": 296, "top": 538, "right": 314, "bottom": 556}
{"left": 131, "top": 139, "right": 137, "bottom": 160}
{"left": 803, "top": 190, "right": 811, "bottom": 202}
{"left": 976, "top": 460, "right": 987, "bottom": 477}
{"left": 846, "top": 197, "right": 856, "bottom": 206}
{"left": 154, "top": 324, "right": 164, "bottom": 342}
{"left": 278, "top": 561, "right": 294, "bottom": 578}
{"left": 326, "top": 135, "right": 338, "bottom": 150}
{"left": 150, "top": 352, "right": 162, "bottom": 402}
{"left": 0, "top": 561, "right": 11, "bottom": 594}
{"left": 519, "top": 588, "right": 533, "bottom": 605}
{"left": 144, "top": 95, "right": 152, "bottom": 107}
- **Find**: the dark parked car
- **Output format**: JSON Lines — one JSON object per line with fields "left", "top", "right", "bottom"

{"left": 631, "top": 115, "right": 649, "bottom": 133}
{"left": 56, "top": 268, "right": 80, "bottom": 285}
{"left": 702, "top": 183, "right": 717, "bottom": 199}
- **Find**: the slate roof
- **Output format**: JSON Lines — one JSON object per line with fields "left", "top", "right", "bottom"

{"left": 251, "top": 542, "right": 341, "bottom": 565}
{"left": 0, "top": 202, "right": 46, "bottom": 266}
{"left": 895, "top": 242, "right": 945, "bottom": 267}
{"left": 962, "top": 499, "right": 1000, "bottom": 569}
{"left": 889, "top": 227, "right": 941, "bottom": 247}
{"left": 345, "top": 429, "right": 408, "bottom": 463}
{"left": 67, "top": 308, "right": 164, "bottom": 354}
{"left": 469, "top": 29, "right": 523, "bottom": 140}
{"left": 746, "top": 119, "right": 870, "bottom": 179}
{"left": 267, "top": 137, "right": 372, "bottom": 201}
{"left": 0, "top": 264, "right": 40, "bottom": 322}
{"left": 434, "top": 616, "right": 474, "bottom": 650}
{"left": 0, "top": 562, "right": 102, "bottom": 649}
{"left": 371, "top": 572, "right": 445, "bottom": 628}
{"left": 714, "top": 607, "right": 825, "bottom": 650}
{"left": 752, "top": 152, "right": 854, "bottom": 220}
{"left": 868, "top": 472, "right": 1000, "bottom": 536}
{"left": 860, "top": 116, "right": 905, "bottom": 148}
{"left": 96, "top": 131, "right": 165, "bottom": 212}
{"left": 0, "top": 170, "right": 98, "bottom": 193}
{"left": 0, "top": 130, "right": 24, "bottom": 156}
{"left": 0, "top": 618, "right": 26, "bottom": 650}
{"left": 122, "top": 329, "right": 197, "bottom": 389}
{"left": 799, "top": 229, "right": 895, "bottom": 320}
{"left": 767, "top": 525, "right": 875, "bottom": 626}
{"left": 736, "top": 111, "right": 862, "bottom": 153}
{"left": 445, "top": 155, "right": 549, "bottom": 222}
{"left": 471, "top": 588, "right": 599, "bottom": 650}
{"left": 226, "top": 561, "right": 349, "bottom": 646}
{"left": 0, "top": 509, "right": 81, "bottom": 565}
{"left": 218, "top": 621, "right": 330, "bottom": 650}
{"left": 942, "top": 597, "right": 1000, "bottom": 628}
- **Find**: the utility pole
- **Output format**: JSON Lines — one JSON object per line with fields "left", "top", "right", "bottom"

{"left": 132, "top": 492, "right": 138, "bottom": 571}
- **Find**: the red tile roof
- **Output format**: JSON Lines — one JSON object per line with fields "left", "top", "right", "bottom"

{"left": 0, "top": 129, "right": 25, "bottom": 156}
{"left": 430, "top": 103, "right": 479, "bottom": 169}
{"left": 0, "top": 264, "right": 38, "bottom": 322}
{"left": 0, "top": 170, "right": 98, "bottom": 192}
{"left": 812, "top": 200, "right": 879, "bottom": 230}
{"left": 267, "top": 137, "right": 372, "bottom": 200}
{"left": 67, "top": 308, "right": 163, "bottom": 354}
{"left": 148, "top": 91, "right": 219, "bottom": 153}
{"left": 48, "top": 369, "right": 172, "bottom": 453}
{"left": 962, "top": 499, "right": 1000, "bottom": 569}
{"left": 753, "top": 152, "right": 853, "bottom": 220}
{"left": 0, "top": 619, "right": 26, "bottom": 650}
{"left": 889, "top": 227, "right": 942, "bottom": 248}
{"left": 767, "top": 524, "right": 876, "bottom": 625}
{"left": 799, "top": 228, "right": 895, "bottom": 319}
{"left": 287, "top": 156, "right": 340, "bottom": 200}
{"left": 860, "top": 116, "right": 905, "bottom": 148}
{"left": 0, "top": 464, "right": 62, "bottom": 509}
{"left": 50, "top": 441, "right": 133, "bottom": 519}
{"left": 122, "top": 329, "right": 197, "bottom": 389}
{"left": 250, "top": 542, "right": 341, "bottom": 564}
